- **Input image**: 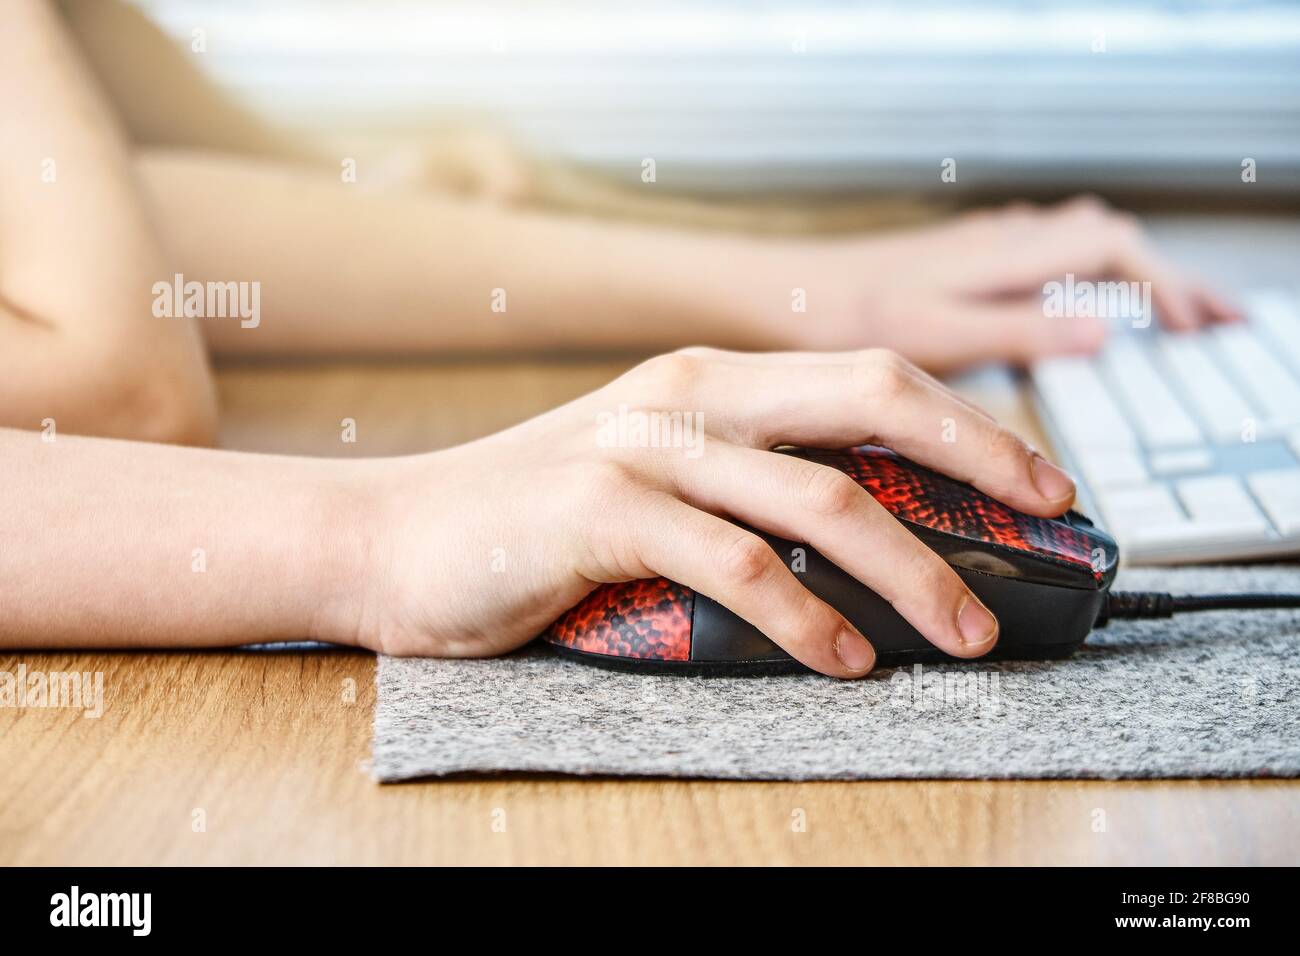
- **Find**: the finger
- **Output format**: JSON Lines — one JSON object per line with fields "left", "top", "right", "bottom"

{"left": 946, "top": 297, "right": 1107, "bottom": 364}
{"left": 667, "top": 443, "right": 999, "bottom": 658}
{"left": 1102, "top": 235, "right": 1202, "bottom": 331}
{"left": 1192, "top": 283, "right": 1244, "bottom": 325}
{"left": 640, "top": 349, "right": 1076, "bottom": 516}
{"left": 630, "top": 492, "right": 877, "bottom": 677}
{"left": 924, "top": 297, "right": 1108, "bottom": 368}
{"left": 1044, "top": 198, "right": 1209, "bottom": 331}
{"left": 676, "top": 344, "right": 1001, "bottom": 417}
{"left": 937, "top": 196, "right": 1221, "bottom": 331}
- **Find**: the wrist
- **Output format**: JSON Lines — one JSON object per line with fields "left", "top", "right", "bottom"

{"left": 297, "top": 458, "right": 391, "bottom": 649}
{"left": 710, "top": 239, "right": 801, "bottom": 348}
{"left": 729, "top": 235, "right": 899, "bottom": 351}
{"left": 582, "top": 226, "right": 788, "bottom": 350}
{"left": 721, "top": 238, "right": 829, "bottom": 349}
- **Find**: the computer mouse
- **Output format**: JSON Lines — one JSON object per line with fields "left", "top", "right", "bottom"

{"left": 543, "top": 445, "right": 1120, "bottom": 674}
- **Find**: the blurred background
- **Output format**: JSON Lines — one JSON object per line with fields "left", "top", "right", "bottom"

{"left": 35, "top": 0, "right": 1300, "bottom": 548}
{"left": 112, "top": 0, "right": 1300, "bottom": 204}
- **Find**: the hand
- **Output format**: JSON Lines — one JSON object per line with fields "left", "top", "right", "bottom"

{"left": 335, "top": 348, "right": 1078, "bottom": 678}
{"left": 742, "top": 196, "right": 1241, "bottom": 372}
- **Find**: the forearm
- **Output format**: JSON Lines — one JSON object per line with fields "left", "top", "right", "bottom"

{"left": 138, "top": 149, "right": 776, "bottom": 355}
{"left": 0, "top": 427, "right": 365, "bottom": 649}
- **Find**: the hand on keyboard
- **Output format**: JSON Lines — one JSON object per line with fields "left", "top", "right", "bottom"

{"left": 759, "top": 195, "right": 1240, "bottom": 372}
{"left": 1033, "top": 291, "right": 1300, "bottom": 563}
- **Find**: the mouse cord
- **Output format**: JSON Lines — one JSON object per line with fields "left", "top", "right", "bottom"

{"left": 1099, "top": 590, "right": 1300, "bottom": 623}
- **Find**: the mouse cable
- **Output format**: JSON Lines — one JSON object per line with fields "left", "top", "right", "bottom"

{"left": 1100, "top": 590, "right": 1300, "bottom": 623}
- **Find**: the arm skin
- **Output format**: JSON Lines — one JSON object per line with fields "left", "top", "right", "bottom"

{"left": 136, "top": 150, "right": 766, "bottom": 357}
{"left": 136, "top": 150, "right": 1238, "bottom": 369}
{"left": 2, "top": 0, "right": 1238, "bottom": 450}
{"left": 0, "top": 347, "right": 1078, "bottom": 679}
{"left": 0, "top": 0, "right": 217, "bottom": 444}
{"left": 60, "top": 0, "right": 1236, "bottom": 368}
{"left": 0, "top": 426, "right": 363, "bottom": 649}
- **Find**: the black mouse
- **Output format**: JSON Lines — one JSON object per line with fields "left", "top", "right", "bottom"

{"left": 543, "top": 445, "right": 1120, "bottom": 674}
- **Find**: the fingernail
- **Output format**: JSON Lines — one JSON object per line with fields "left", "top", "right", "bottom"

{"left": 1031, "top": 454, "right": 1076, "bottom": 504}
{"left": 957, "top": 596, "right": 998, "bottom": 648}
{"left": 834, "top": 626, "right": 875, "bottom": 673}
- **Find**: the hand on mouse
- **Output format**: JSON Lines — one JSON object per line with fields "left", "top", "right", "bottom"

{"left": 334, "top": 348, "right": 1078, "bottom": 677}
{"left": 738, "top": 195, "right": 1241, "bottom": 372}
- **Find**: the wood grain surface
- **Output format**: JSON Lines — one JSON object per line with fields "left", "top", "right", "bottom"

{"left": 3, "top": 349, "right": 1297, "bottom": 865}
{"left": 3, "top": 645, "right": 1296, "bottom": 865}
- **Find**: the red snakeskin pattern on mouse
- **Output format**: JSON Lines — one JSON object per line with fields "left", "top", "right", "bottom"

{"left": 547, "top": 578, "right": 693, "bottom": 660}
{"left": 544, "top": 445, "right": 1105, "bottom": 659}
{"left": 795, "top": 446, "right": 1103, "bottom": 578}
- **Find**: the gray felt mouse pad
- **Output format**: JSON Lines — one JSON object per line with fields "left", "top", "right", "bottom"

{"left": 372, "top": 565, "right": 1300, "bottom": 782}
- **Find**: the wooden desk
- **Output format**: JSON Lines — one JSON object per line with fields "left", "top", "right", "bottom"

{"left": 3, "top": 352, "right": 1297, "bottom": 865}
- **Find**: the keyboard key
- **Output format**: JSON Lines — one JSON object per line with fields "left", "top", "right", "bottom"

{"left": 1127, "top": 519, "right": 1276, "bottom": 552}
{"left": 1096, "top": 484, "right": 1183, "bottom": 528}
{"left": 1210, "top": 326, "right": 1300, "bottom": 429}
{"left": 1246, "top": 291, "right": 1300, "bottom": 376}
{"left": 1156, "top": 335, "right": 1258, "bottom": 443}
{"left": 1095, "top": 484, "right": 1261, "bottom": 552}
{"left": 1077, "top": 447, "right": 1148, "bottom": 489}
{"left": 1175, "top": 475, "right": 1269, "bottom": 531}
{"left": 1032, "top": 357, "right": 1138, "bottom": 451}
{"left": 1246, "top": 469, "right": 1300, "bottom": 537}
{"left": 1149, "top": 448, "right": 1213, "bottom": 475}
{"left": 1032, "top": 292, "right": 1300, "bottom": 563}
{"left": 1099, "top": 338, "right": 1202, "bottom": 448}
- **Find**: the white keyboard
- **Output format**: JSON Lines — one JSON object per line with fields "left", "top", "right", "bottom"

{"left": 1031, "top": 290, "right": 1300, "bottom": 564}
